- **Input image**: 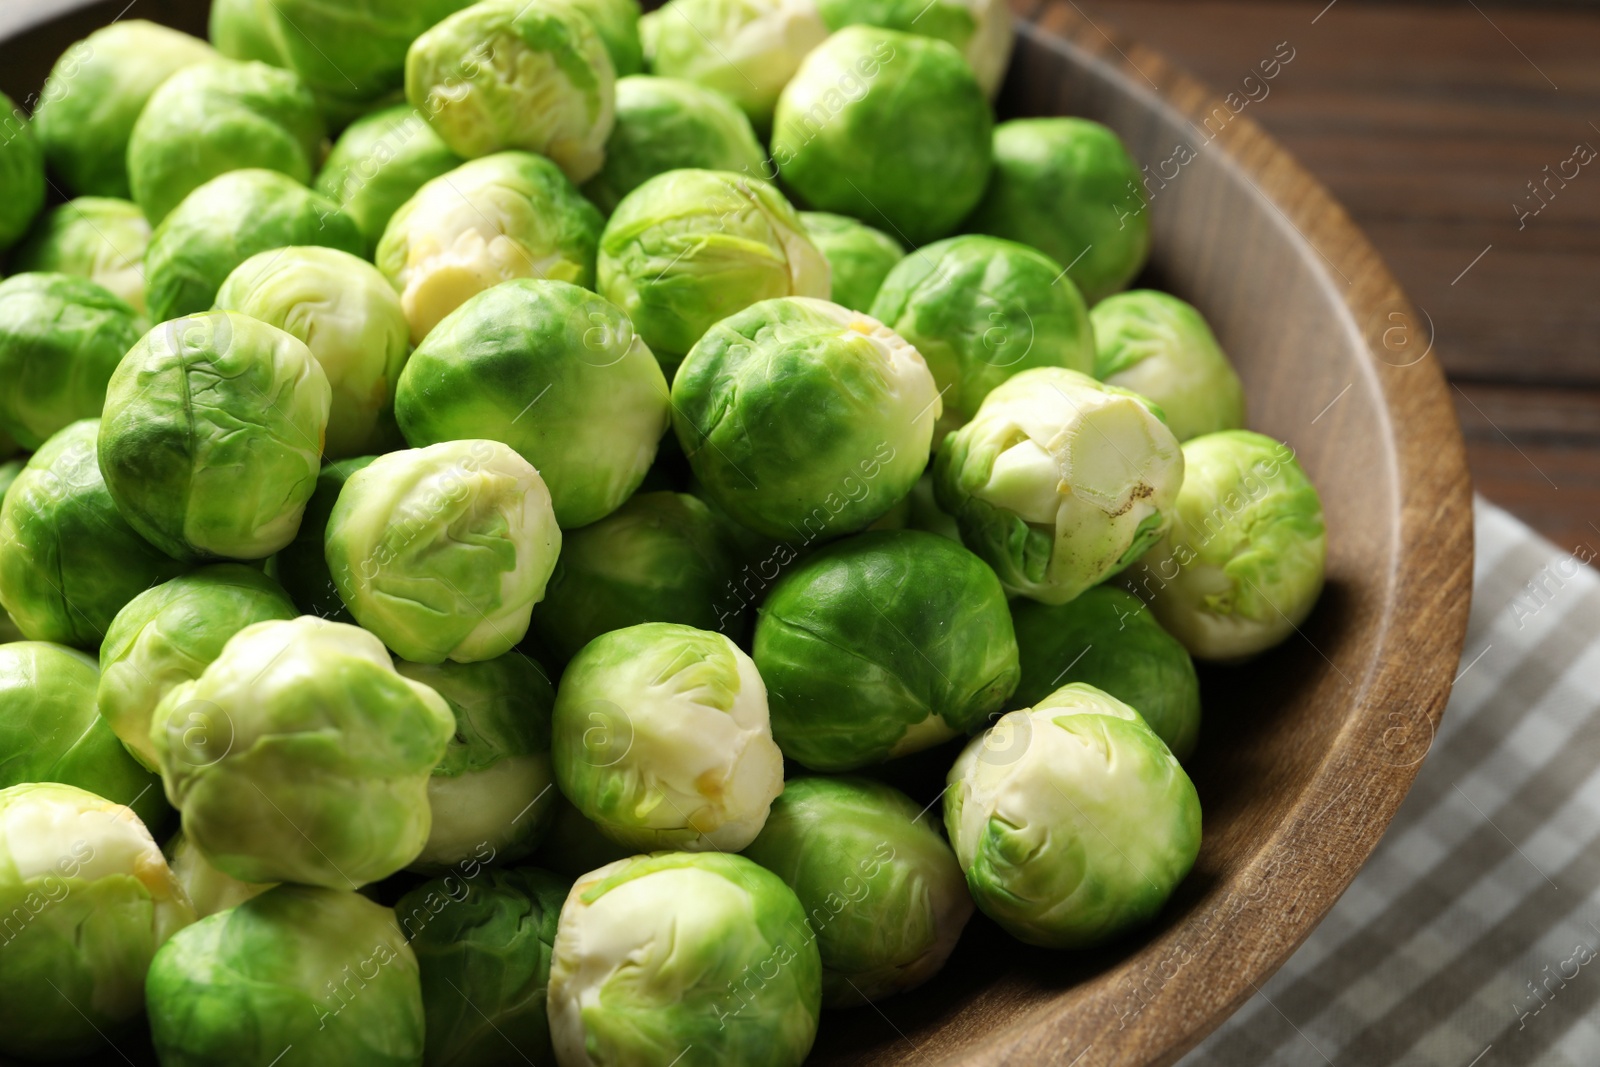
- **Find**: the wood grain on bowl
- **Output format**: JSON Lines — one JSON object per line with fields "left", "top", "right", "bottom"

{"left": 0, "top": 0, "right": 1474, "bottom": 1065}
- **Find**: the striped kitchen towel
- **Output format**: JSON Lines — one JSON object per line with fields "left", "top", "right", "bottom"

{"left": 1183, "top": 497, "right": 1600, "bottom": 1067}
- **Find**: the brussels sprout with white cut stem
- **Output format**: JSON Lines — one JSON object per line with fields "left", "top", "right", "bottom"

{"left": 314, "top": 105, "right": 464, "bottom": 249}
{"left": 816, "top": 0, "right": 1012, "bottom": 97}
{"left": 673, "top": 297, "right": 939, "bottom": 541}
{"left": 98, "top": 311, "right": 331, "bottom": 562}
{"left": 12, "top": 198, "right": 152, "bottom": 312}
{"left": 0, "top": 93, "right": 44, "bottom": 251}
{"left": 945, "top": 683, "right": 1201, "bottom": 948}
{"left": 743, "top": 776, "right": 974, "bottom": 1006}
{"left": 325, "top": 440, "right": 562, "bottom": 663}
{"left": 149, "top": 616, "right": 455, "bottom": 887}
{"left": 1091, "top": 290, "right": 1246, "bottom": 442}
{"left": 1135, "top": 430, "right": 1327, "bottom": 661}
{"left": 0, "top": 782, "right": 194, "bottom": 1061}
{"left": 801, "top": 211, "right": 904, "bottom": 314}
{"left": 551, "top": 622, "right": 784, "bottom": 852}
{"left": 164, "top": 830, "right": 274, "bottom": 919}
{"left": 547, "top": 852, "right": 821, "bottom": 1067}
{"left": 935, "top": 366, "right": 1184, "bottom": 604}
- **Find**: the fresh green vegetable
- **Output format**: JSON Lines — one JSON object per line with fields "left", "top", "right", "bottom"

{"left": 271, "top": 456, "right": 375, "bottom": 624}
{"left": 314, "top": 105, "right": 463, "bottom": 250}
{"left": 801, "top": 211, "right": 904, "bottom": 314}
{"left": 816, "top": 0, "right": 1013, "bottom": 97}
{"left": 12, "top": 198, "right": 153, "bottom": 312}
{"left": 164, "top": 830, "right": 274, "bottom": 919}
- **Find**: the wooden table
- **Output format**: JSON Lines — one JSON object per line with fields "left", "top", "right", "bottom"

{"left": 1075, "top": 0, "right": 1600, "bottom": 555}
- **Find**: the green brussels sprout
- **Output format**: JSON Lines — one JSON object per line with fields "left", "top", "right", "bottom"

{"left": 773, "top": 28, "right": 992, "bottom": 246}
{"left": 527, "top": 491, "right": 740, "bottom": 665}
{"left": 905, "top": 468, "right": 961, "bottom": 542}
{"left": 215, "top": 246, "right": 411, "bottom": 459}
{"left": 393, "top": 654, "right": 557, "bottom": 871}
{"left": 934, "top": 367, "right": 1184, "bottom": 604}
{"left": 0, "top": 782, "right": 193, "bottom": 1060}
{"left": 165, "top": 830, "right": 274, "bottom": 919}
{"left": 273, "top": 456, "right": 375, "bottom": 622}
{"left": 640, "top": 0, "right": 829, "bottom": 128}
{"left": 1134, "top": 430, "right": 1326, "bottom": 661}
{"left": 1009, "top": 585, "right": 1200, "bottom": 760}
{"left": 0, "top": 98, "right": 45, "bottom": 251}
{"left": 743, "top": 776, "right": 973, "bottom": 1006}
{"left": 816, "top": 0, "right": 1012, "bottom": 97}
{"left": 395, "top": 867, "right": 567, "bottom": 1067}
{"left": 547, "top": 852, "right": 821, "bottom": 1067}
{"left": 531, "top": 793, "right": 635, "bottom": 878}
{"left": 801, "top": 211, "right": 904, "bottom": 314}
{"left": 395, "top": 279, "right": 670, "bottom": 527}
{"left": 582, "top": 75, "right": 766, "bottom": 213}
{"left": 966, "top": 118, "right": 1149, "bottom": 305}
{"left": 207, "top": 0, "right": 281, "bottom": 65}
{"left": 597, "top": 169, "right": 830, "bottom": 370}
{"left": 754, "top": 530, "right": 1018, "bottom": 770}
{"left": 325, "top": 440, "right": 562, "bottom": 663}
{"left": 568, "top": 0, "right": 646, "bottom": 76}
{"left": 376, "top": 152, "right": 603, "bottom": 345}
{"left": 944, "top": 683, "right": 1201, "bottom": 947}
{"left": 97, "top": 565, "right": 298, "bottom": 772}
{"left": 0, "top": 420, "right": 187, "bottom": 648}
{"left": 127, "top": 60, "right": 324, "bottom": 224}
{"left": 314, "top": 105, "right": 464, "bottom": 249}
{"left": 150, "top": 616, "right": 456, "bottom": 886}
{"left": 551, "top": 622, "right": 783, "bottom": 851}
{"left": 12, "top": 197, "right": 153, "bottom": 313}
{"left": 1091, "top": 289, "right": 1246, "bottom": 442}
{"left": 31, "top": 22, "right": 218, "bottom": 199}
{"left": 672, "top": 297, "right": 939, "bottom": 541}
{"left": 144, "top": 169, "right": 365, "bottom": 322}
{"left": 0, "top": 641, "right": 169, "bottom": 828}
{"left": 871, "top": 235, "right": 1094, "bottom": 436}
{"left": 98, "top": 311, "right": 332, "bottom": 561}
{"left": 0, "top": 273, "right": 147, "bottom": 450}
{"left": 146, "top": 885, "right": 425, "bottom": 1066}
{"left": 406, "top": 0, "right": 617, "bottom": 183}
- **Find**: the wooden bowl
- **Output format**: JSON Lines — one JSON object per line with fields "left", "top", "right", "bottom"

{"left": 0, "top": 1, "right": 1474, "bottom": 1064}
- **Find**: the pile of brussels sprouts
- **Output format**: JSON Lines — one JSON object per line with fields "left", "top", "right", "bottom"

{"left": 0, "top": 0, "right": 1328, "bottom": 1063}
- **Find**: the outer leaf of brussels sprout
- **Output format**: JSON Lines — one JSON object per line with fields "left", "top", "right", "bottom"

{"left": 272, "top": 456, "right": 377, "bottom": 623}
{"left": 800, "top": 211, "right": 904, "bottom": 314}
{"left": 12, "top": 198, "right": 153, "bottom": 313}
{"left": 569, "top": 0, "right": 645, "bottom": 76}
{"left": 0, "top": 93, "right": 44, "bottom": 251}
{"left": 814, "top": 0, "right": 1012, "bottom": 97}
{"left": 314, "top": 105, "right": 463, "bottom": 249}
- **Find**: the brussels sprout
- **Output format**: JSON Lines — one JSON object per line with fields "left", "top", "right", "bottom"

{"left": 127, "top": 60, "right": 324, "bottom": 224}
{"left": 547, "top": 852, "right": 821, "bottom": 1067}
{"left": 551, "top": 622, "right": 783, "bottom": 851}
{"left": 773, "top": 28, "right": 992, "bottom": 246}
{"left": 527, "top": 491, "right": 740, "bottom": 665}
{"left": 1134, "top": 430, "right": 1326, "bottom": 661}
{"left": 1009, "top": 585, "right": 1200, "bottom": 760}
{"left": 30, "top": 22, "right": 219, "bottom": 199}
{"left": 640, "top": 0, "right": 829, "bottom": 128}
{"left": 531, "top": 793, "right": 635, "bottom": 878}
{"left": 0, "top": 273, "right": 147, "bottom": 450}
{"left": 944, "top": 683, "right": 1200, "bottom": 947}
{"left": 743, "top": 776, "right": 973, "bottom": 1006}
{"left": 934, "top": 367, "right": 1184, "bottom": 604}
{"left": 395, "top": 279, "right": 669, "bottom": 527}
{"left": 12, "top": 198, "right": 153, "bottom": 312}
{"left": 569, "top": 0, "right": 646, "bottom": 76}
{"left": 801, "top": 211, "right": 904, "bottom": 314}
{"left": 597, "top": 169, "right": 829, "bottom": 370}
{"left": 966, "top": 118, "right": 1149, "bottom": 305}
{"left": 165, "top": 830, "right": 274, "bottom": 919}
{"left": 905, "top": 468, "right": 961, "bottom": 542}
{"left": 871, "top": 235, "right": 1094, "bottom": 436}
{"left": 0, "top": 642, "right": 169, "bottom": 828}
{"left": 273, "top": 456, "right": 375, "bottom": 622}
{"left": 0, "top": 783, "right": 193, "bottom": 1060}
{"left": 754, "top": 530, "right": 1018, "bottom": 770}
{"left": 215, "top": 247, "right": 411, "bottom": 459}
{"left": 672, "top": 297, "right": 938, "bottom": 541}
{"left": 816, "top": 0, "right": 1012, "bottom": 97}
{"left": 144, "top": 169, "right": 365, "bottom": 322}
{"left": 376, "top": 152, "right": 603, "bottom": 345}
{"left": 406, "top": 0, "right": 617, "bottom": 183}
{"left": 146, "top": 885, "right": 425, "bottom": 1066}
{"left": 0, "top": 420, "right": 187, "bottom": 648}
{"left": 0, "top": 94, "right": 44, "bottom": 252}
{"left": 582, "top": 75, "right": 766, "bottom": 213}
{"left": 1091, "top": 289, "right": 1245, "bottom": 443}
{"left": 98, "top": 311, "right": 331, "bottom": 562}
{"left": 207, "top": 0, "right": 281, "bottom": 65}
{"left": 325, "top": 440, "right": 562, "bottom": 663}
{"left": 393, "top": 654, "right": 557, "bottom": 871}
{"left": 314, "top": 105, "right": 464, "bottom": 249}
{"left": 97, "top": 565, "right": 298, "bottom": 772}
{"left": 395, "top": 867, "right": 567, "bottom": 1067}
{"left": 150, "top": 617, "right": 455, "bottom": 886}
